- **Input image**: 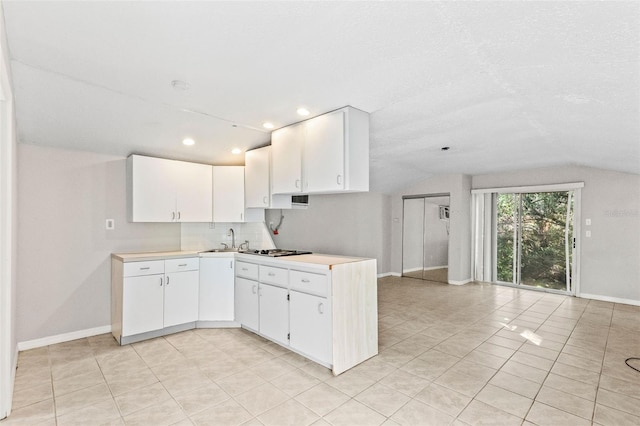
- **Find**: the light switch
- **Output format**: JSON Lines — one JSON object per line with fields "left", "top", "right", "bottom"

{"left": 585, "top": 218, "right": 591, "bottom": 226}
{"left": 586, "top": 230, "right": 591, "bottom": 238}
{"left": 106, "top": 219, "right": 115, "bottom": 230}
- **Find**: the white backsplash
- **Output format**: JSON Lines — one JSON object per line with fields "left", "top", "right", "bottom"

{"left": 180, "top": 222, "right": 276, "bottom": 251}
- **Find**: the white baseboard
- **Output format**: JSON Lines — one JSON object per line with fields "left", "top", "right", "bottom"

{"left": 579, "top": 293, "right": 640, "bottom": 307}
{"left": 17, "top": 325, "right": 112, "bottom": 351}
{"left": 448, "top": 278, "right": 472, "bottom": 286}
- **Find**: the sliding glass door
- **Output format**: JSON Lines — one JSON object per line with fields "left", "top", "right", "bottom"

{"left": 495, "top": 191, "right": 575, "bottom": 292}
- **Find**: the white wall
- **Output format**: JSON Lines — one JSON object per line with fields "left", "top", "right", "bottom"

{"left": 265, "top": 192, "right": 391, "bottom": 274}
{"left": 17, "top": 145, "right": 181, "bottom": 343}
{"left": 473, "top": 165, "right": 640, "bottom": 303}
{"left": 391, "top": 174, "right": 472, "bottom": 283}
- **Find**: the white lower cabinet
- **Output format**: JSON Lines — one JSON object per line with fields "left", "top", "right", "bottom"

{"left": 289, "top": 291, "right": 331, "bottom": 365}
{"left": 164, "top": 269, "right": 199, "bottom": 327}
{"left": 113, "top": 257, "right": 199, "bottom": 344}
{"left": 235, "top": 277, "right": 259, "bottom": 331}
{"left": 199, "top": 257, "right": 235, "bottom": 321}
{"left": 122, "top": 274, "right": 164, "bottom": 336}
{"left": 258, "top": 283, "right": 289, "bottom": 346}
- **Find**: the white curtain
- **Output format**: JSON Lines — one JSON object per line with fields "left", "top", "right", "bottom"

{"left": 472, "top": 193, "right": 494, "bottom": 282}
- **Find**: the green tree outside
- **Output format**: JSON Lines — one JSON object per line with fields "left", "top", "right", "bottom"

{"left": 496, "top": 192, "right": 573, "bottom": 290}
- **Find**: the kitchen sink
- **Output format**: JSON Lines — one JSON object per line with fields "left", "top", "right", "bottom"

{"left": 200, "top": 248, "right": 247, "bottom": 253}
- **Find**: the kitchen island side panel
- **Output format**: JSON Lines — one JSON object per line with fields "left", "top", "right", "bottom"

{"left": 111, "top": 259, "right": 124, "bottom": 343}
{"left": 331, "top": 258, "right": 378, "bottom": 375}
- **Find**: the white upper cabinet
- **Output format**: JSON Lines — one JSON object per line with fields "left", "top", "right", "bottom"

{"left": 245, "top": 146, "right": 292, "bottom": 209}
{"left": 270, "top": 106, "right": 369, "bottom": 195}
{"left": 271, "top": 122, "right": 304, "bottom": 194}
{"left": 128, "top": 155, "right": 177, "bottom": 222}
{"left": 174, "top": 160, "right": 213, "bottom": 222}
{"left": 128, "top": 155, "right": 212, "bottom": 222}
{"left": 245, "top": 146, "right": 270, "bottom": 208}
{"left": 213, "top": 166, "right": 245, "bottom": 222}
{"left": 304, "top": 110, "right": 346, "bottom": 193}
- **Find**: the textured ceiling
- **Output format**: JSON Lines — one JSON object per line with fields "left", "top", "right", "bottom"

{"left": 3, "top": 1, "right": 639, "bottom": 193}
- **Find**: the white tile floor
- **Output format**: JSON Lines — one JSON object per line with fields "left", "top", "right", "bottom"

{"left": 3, "top": 276, "right": 640, "bottom": 425}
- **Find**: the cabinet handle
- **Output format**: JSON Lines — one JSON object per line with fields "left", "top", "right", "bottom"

{"left": 166, "top": 276, "right": 170, "bottom": 285}
{"left": 252, "top": 284, "right": 257, "bottom": 294}
{"left": 160, "top": 277, "right": 163, "bottom": 286}
{"left": 268, "top": 272, "right": 276, "bottom": 277}
{"left": 263, "top": 196, "right": 268, "bottom": 205}
{"left": 301, "top": 279, "right": 310, "bottom": 283}
{"left": 337, "top": 174, "right": 342, "bottom": 185}
{"left": 178, "top": 264, "right": 187, "bottom": 267}
{"left": 242, "top": 267, "right": 248, "bottom": 271}
{"left": 295, "top": 179, "right": 300, "bottom": 188}
{"left": 229, "top": 261, "right": 233, "bottom": 269}
{"left": 177, "top": 211, "right": 181, "bottom": 220}
{"left": 171, "top": 212, "right": 175, "bottom": 221}
{"left": 318, "top": 302, "right": 324, "bottom": 314}
{"left": 139, "top": 267, "right": 150, "bottom": 270}
{"left": 240, "top": 213, "right": 243, "bottom": 221}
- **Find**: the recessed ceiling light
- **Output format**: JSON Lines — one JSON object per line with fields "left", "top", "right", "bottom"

{"left": 441, "top": 146, "right": 450, "bottom": 151}
{"left": 182, "top": 138, "right": 195, "bottom": 146}
{"left": 171, "top": 80, "right": 190, "bottom": 91}
{"left": 297, "top": 108, "right": 310, "bottom": 116}
{"left": 231, "top": 148, "right": 242, "bottom": 155}
{"left": 263, "top": 122, "right": 274, "bottom": 129}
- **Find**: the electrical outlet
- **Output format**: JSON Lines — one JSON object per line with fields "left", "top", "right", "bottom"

{"left": 105, "top": 219, "right": 115, "bottom": 230}
{"left": 585, "top": 218, "right": 591, "bottom": 226}
{"left": 586, "top": 230, "right": 592, "bottom": 238}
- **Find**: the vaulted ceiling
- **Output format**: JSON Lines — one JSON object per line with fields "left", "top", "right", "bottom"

{"left": 3, "top": 1, "right": 639, "bottom": 193}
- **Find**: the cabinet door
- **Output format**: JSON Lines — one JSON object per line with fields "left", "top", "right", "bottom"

{"left": 129, "top": 155, "right": 177, "bottom": 222}
{"left": 164, "top": 270, "right": 199, "bottom": 327}
{"left": 304, "top": 110, "right": 345, "bottom": 193}
{"left": 199, "top": 258, "right": 235, "bottom": 321}
{"left": 245, "top": 147, "right": 270, "bottom": 208}
{"left": 213, "top": 166, "right": 245, "bottom": 222}
{"left": 175, "top": 161, "right": 213, "bottom": 222}
{"left": 271, "top": 123, "right": 304, "bottom": 194}
{"left": 122, "top": 274, "right": 164, "bottom": 336}
{"left": 235, "top": 277, "right": 259, "bottom": 331}
{"left": 259, "top": 283, "right": 289, "bottom": 346}
{"left": 290, "top": 291, "right": 332, "bottom": 364}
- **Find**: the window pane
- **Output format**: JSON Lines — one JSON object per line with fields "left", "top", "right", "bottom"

{"left": 496, "top": 194, "right": 516, "bottom": 283}
{"left": 519, "top": 192, "right": 570, "bottom": 290}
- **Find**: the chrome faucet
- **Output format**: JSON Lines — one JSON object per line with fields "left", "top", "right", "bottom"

{"left": 228, "top": 228, "right": 235, "bottom": 248}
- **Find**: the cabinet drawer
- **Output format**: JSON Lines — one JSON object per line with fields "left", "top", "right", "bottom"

{"left": 236, "top": 261, "right": 259, "bottom": 280}
{"left": 259, "top": 265, "right": 288, "bottom": 288}
{"left": 123, "top": 260, "right": 164, "bottom": 277}
{"left": 165, "top": 257, "right": 199, "bottom": 273}
{"left": 290, "top": 270, "right": 328, "bottom": 297}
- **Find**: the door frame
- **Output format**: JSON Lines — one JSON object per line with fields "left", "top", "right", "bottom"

{"left": 473, "top": 183, "right": 583, "bottom": 296}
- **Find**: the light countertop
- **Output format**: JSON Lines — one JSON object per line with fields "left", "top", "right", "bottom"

{"left": 111, "top": 250, "right": 201, "bottom": 262}
{"left": 112, "top": 250, "right": 370, "bottom": 268}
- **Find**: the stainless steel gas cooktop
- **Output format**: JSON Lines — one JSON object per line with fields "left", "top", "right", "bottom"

{"left": 245, "top": 249, "right": 312, "bottom": 257}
